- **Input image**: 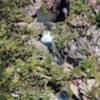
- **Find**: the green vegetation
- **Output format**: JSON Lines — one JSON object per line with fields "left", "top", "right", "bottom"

{"left": 70, "top": 0, "right": 89, "bottom": 14}
{"left": 0, "top": 0, "right": 100, "bottom": 99}
{"left": 90, "top": 11, "right": 100, "bottom": 26}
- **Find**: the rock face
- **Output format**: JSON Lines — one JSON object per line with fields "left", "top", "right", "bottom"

{"left": 86, "top": 0, "right": 97, "bottom": 6}
{"left": 24, "top": 0, "right": 42, "bottom": 16}
{"left": 70, "top": 78, "right": 96, "bottom": 100}
{"left": 24, "top": 4, "right": 36, "bottom": 16}
{"left": 43, "top": 0, "right": 56, "bottom": 9}
{"left": 1, "top": 0, "right": 100, "bottom": 100}
{"left": 63, "top": 25, "right": 100, "bottom": 65}
{"left": 95, "top": 4, "right": 100, "bottom": 13}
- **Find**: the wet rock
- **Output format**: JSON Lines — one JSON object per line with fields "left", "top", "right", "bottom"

{"left": 36, "top": 0, "right": 57, "bottom": 23}
{"left": 40, "top": 30, "right": 53, "bottom": 52}
{"left": 40, "top": 30, "right": 64, "bottom": 65}
{"left": 39, "top": 0, "right": 69, "bottom": 22}
{"left": 41, "top": 30, "right": 53, "bottom": 43}
{"left": 57, "top": 91, "right": 68, "bottom": 100}
{"left": 37, "top": 10, "right": 56, "bottom": 23}
{"left": 52, "top": 56, "right": 59, "bottom": 65}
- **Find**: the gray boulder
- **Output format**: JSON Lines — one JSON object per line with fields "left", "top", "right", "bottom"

{"left": 28, "top": 38, "right": 49, "bottom": 56}
{"left": 63, "top": 25, "right": 100, "bottom": 65}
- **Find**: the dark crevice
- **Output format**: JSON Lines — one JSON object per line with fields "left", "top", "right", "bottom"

{"left": 47, "top": 81, "right": 61, "bottom": 93}
{"left": 56, "top": 0, "right": 69, "bottom": 22}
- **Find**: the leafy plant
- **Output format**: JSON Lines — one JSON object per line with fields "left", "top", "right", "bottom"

{"left": 70, "top": 0, "right": 89, "bottom": 14}
{"left": 89, "top": 12, "right": 100, "bottom": 26}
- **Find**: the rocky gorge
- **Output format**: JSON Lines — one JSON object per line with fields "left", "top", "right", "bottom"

{"left": 0, "top": 0, "right": 100, "bottom": 100}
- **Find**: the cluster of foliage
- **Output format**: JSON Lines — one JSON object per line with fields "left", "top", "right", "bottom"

{"left": 70, "top": 0, "right": 89, "bottom": 14}
{"left": 90, "top": 11, "right": 100, "bottom": 26}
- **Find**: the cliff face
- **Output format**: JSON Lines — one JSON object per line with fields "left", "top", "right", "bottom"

{"left": 0, "top": 0, "right": 100, "bottom": 100}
